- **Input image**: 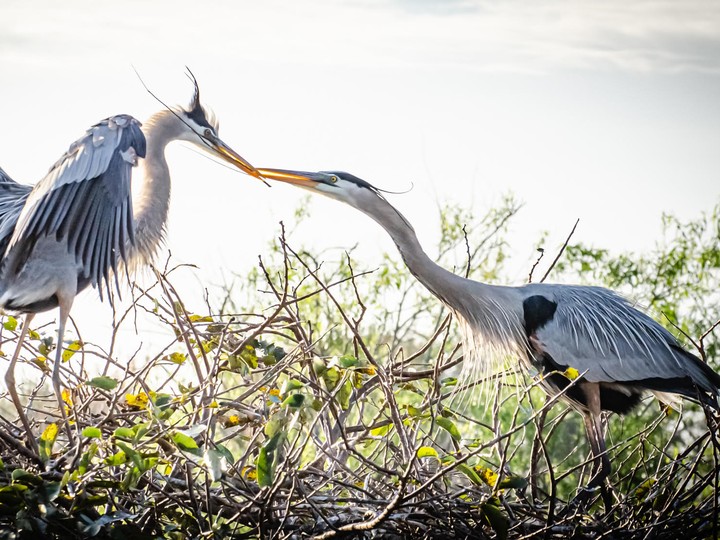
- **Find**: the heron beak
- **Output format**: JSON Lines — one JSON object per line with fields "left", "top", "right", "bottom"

{"left": 208, "top": 135, "right": 267, "bottom": 184}
{"left": 254, "top": 168, "right": 324, "bottom": 188}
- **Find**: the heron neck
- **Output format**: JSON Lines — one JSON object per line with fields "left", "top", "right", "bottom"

{"left": 360, "top": 197, "right": 475, "bottom": 308}
{"left": 132, "top": 111, "right": 182, "bottom": 264}
{"left": 360, "top": 194, "right": 526, "bottom": 363}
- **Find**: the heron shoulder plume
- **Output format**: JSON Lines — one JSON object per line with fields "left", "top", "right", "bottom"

{"left": 353, "top": 185, "right": 529, "bottom": 375}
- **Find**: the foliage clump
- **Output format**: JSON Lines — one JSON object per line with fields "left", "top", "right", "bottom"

{"left": 0, "top": 199, "right": 718, "bottom": 539}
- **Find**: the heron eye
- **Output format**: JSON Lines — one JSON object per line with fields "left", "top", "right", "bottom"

{"left": 330, "top": 176, "right": 338, "bottom": 183}
{"left": 204, "top": 128, "right": 212, "bottom": 137}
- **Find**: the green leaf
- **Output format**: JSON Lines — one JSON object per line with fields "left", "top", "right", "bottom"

{"left": 105, "top": 451, "right": 127, "bottom": 466}
{"left": 281, "top": 393, "right": 305, "bottom": 408}
{"left": 281, "top": 379, "right": 305, "bottom": 394}
{"left": 39, "top": 481, "right": 62, "bottom": 503}
{"left": 153, "top": 393, "right": 173, "bottom": 410}
{"left": 436, "top": 417, "right": 462, "bottom": 441}
{"left": 337, "top": 379, "right": 352, "bottom": 410}
{"left": 82, "top": 427, "right": 103, "bottom": 439}
{"left": 79, "top": 443, "right": 99, "bottom": 474}
{"left": 370, "top": 424, "right": 392, "bottom": 437}
{"left": 322, "top": 367, "right": 340, "bottom": 390}
{"left": 417, "top": 446, "right": 439, "bottom": 459}
{"left": 172, "top": 432, "right": 201, "bottom": 455}
{"left": 113, "top": 427, "right": 135, "bottom": 440}
{"left": 86, "top": 376, "right": 118, "bottom": 391}
{"left": 3, "top": 316, "right": 17, "bottom": 331}
{"left": 11, "top": 469, "right": 41, "bottom": 484}
{"left": 406, "top": 405, "right": 424, "bottom": 417}
{"left": 115, "top": 442, "right": 147, "bottom": 472}
{"left": 482, "top": 500, "right": 509, "bottom": 540}
{"left": 214, "top": 444, "right": 235, "bottom": 465}
{"left": 264, "top": 417, "right": 285, "bottom": 438}
{"left": 498, "top": 475, "right": 528, "bottom": 490}
{"left": 257, "top": 431, "right": 283, "bottom": 487}
{"left": 338, "top": 355, "right": 358, "bottom": 368}
{"left": 456, "top": 463, "right": 484, "bottom": 486}
{"left": 256, "top": 446, "right": 273, "bottom": 487}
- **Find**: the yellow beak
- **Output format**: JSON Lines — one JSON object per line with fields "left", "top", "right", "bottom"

{"left": 255, "top": 168, "right": 325, "bottom": 187}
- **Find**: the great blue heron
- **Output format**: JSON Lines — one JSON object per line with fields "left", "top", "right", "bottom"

{"left": 0, "top": 78, "right": 260, "bottom": 449}
{"left": 256, "top": 168, "right": 720, "bottom": 498}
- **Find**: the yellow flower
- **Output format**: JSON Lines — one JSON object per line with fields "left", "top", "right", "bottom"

{"left": 241, "top": 466, "right": 257, "bottom": 480}
{"left": 224, "top": 415, "right": 241, "bottom": 427}
{"left": 61, "top": 389, "right": 73, "bottom": 406}
{"left": 564, "top": 367, "right": 580, "bottom": 380}
{"left": 476, "top": 467, "right": 499, "bottom": 487}
{"left": 125, "top": 392, "right": 150, "bottom": 409}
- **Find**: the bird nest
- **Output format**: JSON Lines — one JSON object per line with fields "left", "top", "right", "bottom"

{"left": 0, "top": 235, "right": 718, "bottom": 540}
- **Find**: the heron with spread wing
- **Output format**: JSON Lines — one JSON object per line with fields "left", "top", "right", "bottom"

{"left": 0, "top": 77, "right": 261, "bottom": 450}
{"left": 256, "top": 168, "right": 720, "bottom": 500}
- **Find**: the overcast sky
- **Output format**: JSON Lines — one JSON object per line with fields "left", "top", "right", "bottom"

{"left": 1, "top": 0, "right": 719, "bottom": 364}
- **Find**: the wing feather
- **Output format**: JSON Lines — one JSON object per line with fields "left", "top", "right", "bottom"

{"left": 530, "top": 285, "right": 719, "bottom": 395}
{"left": 0, "top": 168, "right": 32, "bottom": 258}
{"left": 5, "top": 115, "right": 146, "bottom": 294}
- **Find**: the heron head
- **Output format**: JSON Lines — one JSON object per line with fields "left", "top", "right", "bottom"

{"left": 255, "top": 169, "right": 383, "bottom": 205}
{"left": 256, "top": 168, "right": 414, "bottom": 232}
{"left": 174, "top": 74, "right": 263, "bottom": 181}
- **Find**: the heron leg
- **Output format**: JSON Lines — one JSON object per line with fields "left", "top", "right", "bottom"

{"left": 581, "top": 383, "right": 613, "bottom": 511}
{"left": 52, "top": 297, "right": 74, "bottom": 442}
{"left": 4, "top": 313, "right": 38, "bottom": 454}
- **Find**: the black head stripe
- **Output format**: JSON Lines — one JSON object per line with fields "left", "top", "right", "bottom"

{"left": 186, "top": 100, "right": 213, "bottom": 130}
{"left": 185, "top": 69, "right": 214, "bottom": 131}
{"left": 322, "top": 171, "right": 378, "bottom": 191}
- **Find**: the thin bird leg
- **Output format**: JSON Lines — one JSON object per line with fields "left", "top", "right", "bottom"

{"left": 581, "top": 382, "right": 613, "bottom": 511}
{"left": 52, "top": 297, "right": 74, "bottom": 442}
{"left": 4, "top": 313, "right": 38, "bottom": 454}
{"left": 581, "top": 383, "right": 611, "bottom": 486}
{"left": 582, "top": 414, "right": 608, "bottom": 480}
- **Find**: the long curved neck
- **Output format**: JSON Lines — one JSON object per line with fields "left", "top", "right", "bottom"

{"left": 132, "top": 110, "right": 184, "bottom": 265}
{"left": 358, "top": 193, "right": 525, "bottom": 360}
{"left": 359, "top": 196, "right": 478, "bottom": 307}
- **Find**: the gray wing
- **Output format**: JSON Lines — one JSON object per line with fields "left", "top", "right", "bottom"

{"left": 6, "top": 115, "right": 146, "bottom": 297}
{"left": 529, "top": 285, "right": 720, "bottom": 396}
{"left": 0, "top": 168, "right": 32, "bottom": 257}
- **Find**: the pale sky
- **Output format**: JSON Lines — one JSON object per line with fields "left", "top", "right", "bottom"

{"left": 1, "top": 0, "right": 719, "bottom": 367}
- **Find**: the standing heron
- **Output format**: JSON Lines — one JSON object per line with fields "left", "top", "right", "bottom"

{"left": 255, "top": 168, "right": 720, "bottom": 497}
{"left": 0, "top": 78, "right": 261, "bottom": 449}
